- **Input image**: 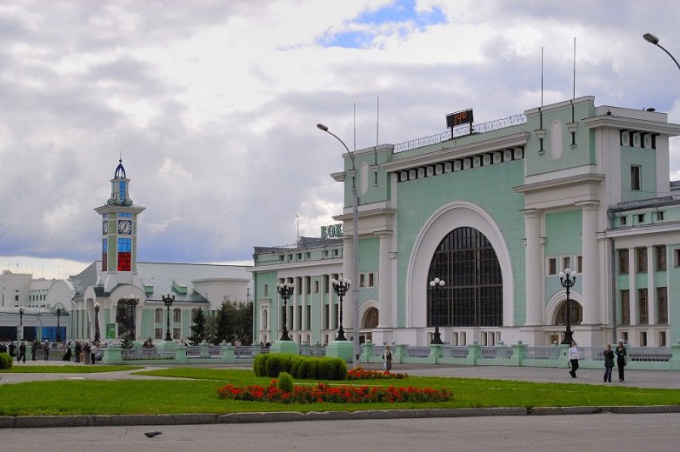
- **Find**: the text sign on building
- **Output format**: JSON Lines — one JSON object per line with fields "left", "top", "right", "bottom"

{"left": 321, "top": 224, "right": 343, "bottom": 239}
{"left": 446, "top": 108, "right": 474, "bottom": 128}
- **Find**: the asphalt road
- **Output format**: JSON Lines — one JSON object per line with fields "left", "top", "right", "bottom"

{"left": 1, "top": 413, "right": 679, "bottom": 452}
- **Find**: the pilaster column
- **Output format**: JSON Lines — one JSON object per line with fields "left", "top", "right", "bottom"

{"left": 523, "top": 209, "right": 543, "bottom": 325}
{"left": 578, "top": 201, "right": 600, "bottom": 324}
{"left": 647, "top": 246, "right": 656, "bottom": 327}
{"left": 376, "top": 230, "right": 393, "bottom": 328}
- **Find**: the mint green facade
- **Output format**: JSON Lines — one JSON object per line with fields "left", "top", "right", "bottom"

{"left": 253, "top": 96, "right": 680, "bottom": 350}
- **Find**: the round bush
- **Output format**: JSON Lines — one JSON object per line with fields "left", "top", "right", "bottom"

{"left": 277, "top": 372, "right": 294, "bottom": 393}
{"left": 0, "top": 353, "right": 13, "bottom": 370}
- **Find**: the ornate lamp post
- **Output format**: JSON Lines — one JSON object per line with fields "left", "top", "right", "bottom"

{"left": 429, "top": 278, "right": 445, "bottom": 344}
{"left": 56, "top": 307, "right": 62, "bottom": 343}
{"left": 643, "top": 33, "right": 680, "bottom": 71}
{"left": 276, "top": 282, "right": 294, "bottom": 341}
{"left": 317, "top": 123, "right": 361, "bottom": 367}
{"left": 93, "top": 302, "right": 101, "bottom": 343}
{"left": 18, "top": 307, "right": 24, "bottom": 340}
{"left": 125, "top": 296, "right": 138, "bottom": 340}
{"left": 162, "top": 293, "right": 176, "bottom": 341}
{"left": 330, "top": 278, "right": 351, "bottom": 341}
{"left": 559, "top": 268, "right": 577, "bottom": 345}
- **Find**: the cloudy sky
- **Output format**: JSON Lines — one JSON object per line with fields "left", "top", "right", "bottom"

{"left": 1, "top": 0, "right": 679, "bottom": 279}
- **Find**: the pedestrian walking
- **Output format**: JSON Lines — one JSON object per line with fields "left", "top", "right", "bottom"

{"left": 603, "top": 344, "right": 615, "bottom": 383}
{"left": 383, "top": 346, "right": 393, "bottom": 372}
{"left": 568, "top": 340, "right": 579, "bottom": 378}
{"left": 18, "top": 341, "right": 26, "bottom": 363}
{"left": 615, "top": 340, "right": 627, "bottom": 382}
{"left": 43, "top": 339, "right": 50, "bottom": 361}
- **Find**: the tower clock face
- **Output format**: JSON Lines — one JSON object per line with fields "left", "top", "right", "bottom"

{"left": 118, "top": 219, "right": 132, "bottom": 235}
{"left": 103, "top": 221, "right": 108, "bottom": 234}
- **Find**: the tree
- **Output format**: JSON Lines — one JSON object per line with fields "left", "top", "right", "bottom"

{"left": 213, "top": 299, "right": 253, "bottom": 345}
{"left": 188, "top": 308, "right": 207, "bottom": 345}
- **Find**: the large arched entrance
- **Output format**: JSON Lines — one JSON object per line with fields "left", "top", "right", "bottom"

{"left": 427, "top": 227, "right": 503, "bottom": 327}
{"left": 406, "top": 201, "right": 514, "bottom": 331}
{"left": 116, "top": 298, "right": 138, "bottom": 339}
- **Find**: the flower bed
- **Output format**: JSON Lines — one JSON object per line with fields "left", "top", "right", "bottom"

{"left": 347, "top": 367, "right": 409, "bottom": 380}
{"left": 217, "top": 380, "right": 452, "bottom": 404}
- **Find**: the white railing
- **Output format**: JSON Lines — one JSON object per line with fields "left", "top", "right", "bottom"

{"left": 480, "top": 346, "right": 513, "bottom": 359}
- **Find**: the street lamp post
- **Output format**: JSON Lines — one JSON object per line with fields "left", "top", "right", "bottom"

{"left": 317, "top": 123, "right": 360, "bottom": 367}
{"left": 18, "top": 307, "right": 24, "bottom": 340}
{"left": 276, "top": 282, "right": 294, "bottom": 341}
{"left": 643, "top": 33, "right": 680, "bottom": 71}
{"left": 126, "top": 296, "right": 138, "bottom": 341}
{"left": 162, "top": 293, "right": 176, "bottom": 341}
{"left": 56, "top": 307, "right": 62, "bottom": 343}
{"left": 429, "top": 278, "right": 445, "bottom": 344}
{"left": 94, "top": 302, "right": 100, "bottom": 343}
{"left": 330, "top": 278, "right": 351, "bottom": 341}
{"left": 559, "top": 268, "right": 577, "bottom": 345}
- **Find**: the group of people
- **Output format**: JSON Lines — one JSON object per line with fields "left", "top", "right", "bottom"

{"left": 66, "top": 341, "right": 100, "bottom": 364}
{"left": 568, "top": 340, "right": 628, "bottom": 382}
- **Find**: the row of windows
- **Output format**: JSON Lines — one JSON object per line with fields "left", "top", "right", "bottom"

{"left": 547, "top": 255, "right": 583, "bottom": 275}
{"left": 618, "top": 210, "right": 664, "bottom": 226}
{"left": 263, "top": 272, "right": 378, "bottom": 297}
{"left": 278, "top": 249, "right": 341, "bottom": 262}
{"left": 619, "top": 287, "right": 668, "bottom": 325}
{"left": 618, "top": 246, "right": 667, "bottom": 274}
{"left": 618, "top": 330, "right": 667, "bottom": 347}
{"left": 154, "top": 308, "right": 182, "bottom": 323}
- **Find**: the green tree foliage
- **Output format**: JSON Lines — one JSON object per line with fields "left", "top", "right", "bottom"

{"left": 213, "top": 299, "right": 253, "bottom": 345}
{"left": 188, "top": 307, "right": 207, "bottom": 345}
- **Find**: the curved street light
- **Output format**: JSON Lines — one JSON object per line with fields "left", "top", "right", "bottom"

{"left": 93, "top": 302, "right": 101, "bottom": 343}
{"left": 162, "top": 293, "right": 176, "bottom": 341}
{"left": 317, "top": 123, "right": 360, "bottom": 367}
{"left": 18, "top": 307, "right": 24, "bottom": 340}
{"left": 559, "top": 268, "right": 578, "bottom": 345}
{"left": 643, "top": 33, "right": 680, "bottom": 71}
{"left": 56, "top": 307, "right": 62, "bottom": 343}
{"left": 429, "top": 278, "right": 445, "bottom": 344}
{"left": 276, "top": 282, "right": 295, "bottom": 341}
{"left": 330, "top": 278, "right": 351, "bottom": 341}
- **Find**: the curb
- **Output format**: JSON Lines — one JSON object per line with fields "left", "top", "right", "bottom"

{"left": 2, "top": 405, "right": 679, "bottom": 428}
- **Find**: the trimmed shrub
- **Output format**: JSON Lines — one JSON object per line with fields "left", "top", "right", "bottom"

{"left": 263, "top": 354, "right": 295, "bottom": 377}
{"left": 253, "top": 354, "right": 268, "bottom": 377}
{"left": 277, "top": 372, "right": 294, "bottom": 393}
{"left": 255, "top": 354, "right": 348, "bottom": 380}
{"left": 0, "top": 353, "right": 13, "bottom": 370}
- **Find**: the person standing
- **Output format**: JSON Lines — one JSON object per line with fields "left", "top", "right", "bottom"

{"left": 568, "top": 340, "right": 579, "bottom": 378}
{"left": 31, "top": 340, "right": 37, "bottom": 361}
{"left": 603, "top": 344, "right": 615, "bottom": 383}
{"left": 75, "top": 341, "right": 82, "bottom": 362}
{"left": 43, "top": 339, "right": 50, "bottom": 361}
{"left": 18, "top": 341, "right": 26, "bottom": 363}
{"left": 383, "top": 346, "right": 393, "bottom": 372}
{"left": 615, "top": 340, "right": 627, "bottom": 382}
{"left": 90, "top": 342, "right": 98, "bottom": 364}
{"left": 83, "top": 342, "right": 91, "bottom": 364}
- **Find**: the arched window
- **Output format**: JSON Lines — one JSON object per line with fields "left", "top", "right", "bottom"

{"left": 555, "top": 301, "right": 582, "bottom": 326}
{"left": 428, "top": 227, "right": 503, "bottom": 327}
{"left": 364, "top": 307, "right": 379, "bottom": 328}
{"left": 173, "top": 308, "right": 181, "bottom": 323}
{"left": 262, "top": 308, "right": 269, "bottom": 330}
{"left": 154, "top": 308, "right": 163, "bottom": 322}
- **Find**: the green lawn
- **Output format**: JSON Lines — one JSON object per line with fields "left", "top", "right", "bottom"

{"left": 0, "top": 367, "right": 678, "bottom": 416}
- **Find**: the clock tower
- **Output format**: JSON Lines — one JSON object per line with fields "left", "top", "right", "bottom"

{"left": 94, "top": 159, "right": 146, "bottom": 291}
